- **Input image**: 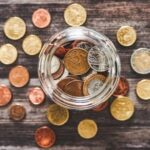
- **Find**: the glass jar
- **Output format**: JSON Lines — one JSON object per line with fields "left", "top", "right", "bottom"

{"left": 38, "top": 27, "right": 121, "bottom": 110}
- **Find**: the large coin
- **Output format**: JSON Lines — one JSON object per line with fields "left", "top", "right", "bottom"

{"left": 77, "top": 119, "right": 98, "bottom": 139}
{"left": 64, "top": 48, "right": 90, "bottom": 75}
{"left": 4, "top": 17, "right": 26, "bottom": 40}
{"left": 64, "top": 3, "right": 87, "bottom": 26}
{"left": 110, "top": 96, "right": 134, "bottom": 121}
{"left": 136, "top": 79, "right": 150, "bottom": 100}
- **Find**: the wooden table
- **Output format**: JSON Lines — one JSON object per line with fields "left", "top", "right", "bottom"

{"left": 0, "top": 0, "right": 150, "bottom": 150}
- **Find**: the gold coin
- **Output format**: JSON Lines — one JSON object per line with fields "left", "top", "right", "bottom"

{"left": 64, "top": 3, "right": 87, "bottom": 26}
{"left": 136, "top": 79, "right": 150, "bottom": 100}
{"left": 47, "top": 104, "right": 69, "bottom": 126}
{"left": 117, "top": 26, "right": 137, "bottom": 46}
{"left": 110, "top": 96, "right": 134, "bottom": 121}
{"left": 77, "top": 119, "right": 98, "bottom": 139}
{"left": 0, "top": 44, "right": 18, "bottom": 65}
{"left": 22, "top": 35, "right": 42, "bottom": 55}
{"left": 4, "top": 17, "right": 26, "bottom": 40}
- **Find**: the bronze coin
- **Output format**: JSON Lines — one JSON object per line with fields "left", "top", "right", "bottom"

{"left": 9, "top": 104, "right": 26, "bottom": 121}
{"left": 35, "top": 126, "right": 56, "bottom": 148}
{"left": 0, "top": 85, "right": 12, "bottom": 106}
{"left": 92, "top": 101, "right": 109, "bottom": 112}
{"left": 55, "top": 46, "right": 67, "bottom": 58}
{"left": 9, "top": 65, "right": 30, "bottom": 88}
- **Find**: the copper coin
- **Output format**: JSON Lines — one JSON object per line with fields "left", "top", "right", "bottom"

{"left": 55, "top": 46, "right": 67, "bottom": 58}
{"left": 9, "top": 65, "right": 30, "bottom": 88}
{"left": 9, "top": 104, "right": 26, "bottom": 121}
{"left": 32, "top": 8, "right": 51, "bottom": 28}
{"left": 35, "top": 126, "right": 56, "bottom": 148}
{"left": 113, "top": 77, "right": 129, "bottom": 97}
{"left": 28, "top": 87, "right": 45, "bottom": 105}
{"left": 93, "top": 101, "right": 109, "bottom": 112}
{"left": 0, "top": 85, "right": 12, "bottom": 106}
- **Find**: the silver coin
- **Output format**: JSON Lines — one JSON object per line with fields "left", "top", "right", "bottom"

{"left": 76, "top": 41, "right": 94, "bottom": 51}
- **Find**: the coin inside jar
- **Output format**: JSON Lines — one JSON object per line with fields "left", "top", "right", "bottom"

{"left": 35, "top": 126, "right": 56, "bottom": 148}
{"left": 92, "top": 101, "right": 109, "bottom": 112}
{"left": 50, "top": 56, "right": 61, "bottom": 74}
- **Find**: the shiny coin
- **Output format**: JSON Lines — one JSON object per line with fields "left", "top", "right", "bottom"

{"left": 0, "top": 85, "right": 12, "bottom": 106}
{"left": 136, "top": 79, "right": 150, "bottom": 100}
{"left": 51, "top": 56, "right": 61, "bottom": 74}
{"left": 9, "top": 104, "right": 26, "bottom": 121}
{"left": 28, "top": 87, "right": 45, "bottom": 105}
{"left": 113, "top": 77, "right": 129, "bottom": 97}
{"left": 0, "top": 44, "right": 18, "bottom": 65}
{"left": 110, "top": 96, "right": 134, "bottom": 121}
{"left": 64, "top": 48, "right": 90, "bottom": 75}
{"left": 22, "top": 35, "right": 42, "bottom": 56}
{"left": 35, "top": 126, "right": 56, "bottom": 148}
{"left": 117, "top": 26, "right": 137, "bottom": 46}
{"left": 4, "top": 17, "right": 26, "bottom": 40}
{"left": 47, "top": 104, "right": 69, "bottom": 126}
{"left": 64, "top": 3, "right": 87, "bottom": 26}
{"left": 32, "top": 8, "right": 51, "bottom": 28}
{"left": 9, "top": 65, "right": 30, "bottom": 88}
{"left": 77, "top": 119, "right": 98, "bottom": 139}
{"left": 93, "top": 101, "right": 109, "bottom": 112}
{"left": 131, "top": 48, "right": 150, "bottom": 74}
{"left": 83, "top": 73, "right": 106, "bottom": 96}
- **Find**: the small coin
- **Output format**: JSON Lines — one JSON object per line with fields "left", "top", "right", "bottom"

{"left": 9, "top": 104, "right": 26, "bottom": 121}
{"left": 35, "top": 126, "right": 56, "bottom": 148}
{"left": 77, "top": 119, "right": 98, "bottom": 139}
{"left": 0, "top": 44, "right": 18, "bottom": 65}
{"left": 83, "top": 73, "right": 106, "bottom": 96}
{"left": 28, "top": 87, "right": 45, "bottom": 105}
{"left": 4, "top": 17, "right": 26, "bottom": 40}
{"left": 117, "top": 26, "right": 137, "bottom": 46}
{"left": 9, "top": 65, "right": 30, "bottom": 88}
{"left": 47, "top": 104, "right": 69, "bottom": 126}
{"left": 0, "top": 85, "right": 12, "bottom": 106}
{"left": 113, "top": 77, "right": 129, "bottom": 97}
{"left": 64, "top": 3, "right": 87, "bottom": 26}
{"left": 136, "top": 79, "right": 150, "bottom": 100}
{"left": 55, "top": 46, "right": 67, "bottom": 58}
{"left": 64, "top": 48, "right": 90, "bottom": 75}
{"left": 93, "top": 101, "right": 109, "bottom": 112}
{"left": 110, "top": 96, "right": 134, "bottom": 121}
{"left": 51, "top": 56, "right": 61, "bottom": 74}
{"left": 32, "top": 8, "right": 51, "bottom": 28}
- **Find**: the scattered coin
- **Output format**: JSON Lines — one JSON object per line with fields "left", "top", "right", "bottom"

{"left": 47, "top": 104, "right": 69, "bottom": 126}
{"left": 93, "top": 101, "right": 109, "bottom": 112}
{"left": 113, "top": 77, "right": 129, "bottom": 97}
{"left": 9, "top": 104, "right": 26, "bottom": 121}
{"left": 131, "top": 48, "right": 150, "bottom": 74}
{"left": 64, "top": 48, "right": 90, "bottom": 75}
{"left": 117, "top": 26, "right": 137, "bottom": 46}
{"left": 22, "top": 34, "right": 42, "bottom": 56}
{"left": 77, "top": 119, "right": 98, "bottom": 139}
{"left": 4, "top": 17, "right": 26, "bottom": 40}
{"left": 35, "top": 126, "right": 56, "bottom": 148}
{"left": 51, "top": 56, "right": 61, "bottom": 74}
{"left": 9, "top": 65, "right": 30, "bottom": 88}
{"left": 110, "top": 96, "right": 134, "bottom": 121}
{"left": 136, "top": 79, "right": 150, "bottom": 100}
{"left": 0, "top": 85, "right": 12, "bottom": 107}
{"left": 64, "top": 3, "right": 87, "bottom": 26}
{"left": 32, "top": 8, "right": 51, "bottom": 28}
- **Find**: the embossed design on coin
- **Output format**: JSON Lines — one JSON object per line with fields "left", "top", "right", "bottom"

{"left": 93, "top": 101, "right": 109, "bottom": 112}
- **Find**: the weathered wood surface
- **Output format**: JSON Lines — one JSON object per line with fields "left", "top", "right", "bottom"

{"left": 0, "top": 0, "right": 150, "bottom": 150}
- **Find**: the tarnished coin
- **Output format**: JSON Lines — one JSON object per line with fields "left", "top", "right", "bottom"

{"left": 9, "top": 65, "right": 30, "bottom": 88}
{"left": 83, "top": 74, "right": 106, "bottom": 96}
{"left": 77, "top": 119, "right": 98, "bottom": 139}
{"left": 113, "top": 77, "right": 129, "bottom": 97}
{"left": 47, "top": 104, "right": 69, "bottom": 126}
{"left": 55, "top": 46, "right": 67, "bottom": 58}
{"left": 93, "top": 101, "right": 109, "bottom": 112}
{"left": 9, "top": 104, "right": 26, "bottom": 121}
{"left": 64, "top": 3, "right": 87, "bottom": 26}
{"left": 32, "top": 8, "right": 51, "bottom": 28}
{"left": 50, "top": 56, "right": 61, "bottom": 74}
{"left": 0, "top": 44, "right": 18, "bottom": 65}
{"left": 117, "top": 26, "right": 137, "bottom": 46}
{"left": 64, "top": 48, "right": 90, "bottom": 75}
{"left": 136, "top": 79, "right": 150, "bottom": 100}
{"left": 0, "top": 85, "right": 12, "bottom": 106}
{"left": 28, "top": 87, "right": 45, "bottom": 105}
{"left": 110, "top": 96, "right": 134, "bottom": 121}
{"left": 35, "top": 126, "right": 56, "bottom": 148}
{"left": 22, "top": 35, "right": 42, "bottom": 56}
{"left": 4, "top": 17, "right": 26, "bottom": 40}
